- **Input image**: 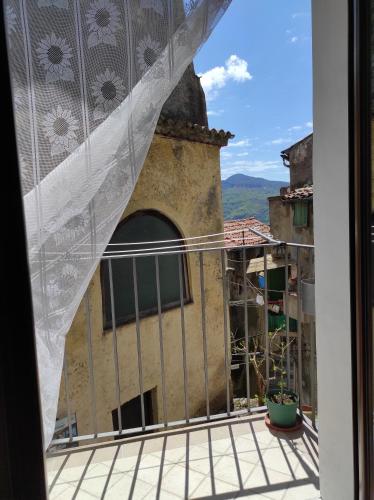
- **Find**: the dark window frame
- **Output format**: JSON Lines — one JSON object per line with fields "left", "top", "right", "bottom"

{"left": 349, "top": 0, "right": 374, "bottom": 496}
{"left": 0, "top": 6, "right": 47, "bottom": 498}
{"left": 101, "top": 210, "right": 192, "bottom": 330}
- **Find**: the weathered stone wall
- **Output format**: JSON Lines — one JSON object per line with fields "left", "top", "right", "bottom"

{"left": 286, "top": 134, "right": 313, "bottom": 189}
{"left": 161, "top": 64, "right": 208, "bottom": 127}
{"left": 269, "top": 195, "right": 311, "bottom": 259}
{"left": 268, "top": 194, "right": 315, "bottom": 406}
{"left": 269, "top": 195, "right": 314, "bottom": 307}
{"left": 57, "top": 133, "right": 227, "bottom": 439}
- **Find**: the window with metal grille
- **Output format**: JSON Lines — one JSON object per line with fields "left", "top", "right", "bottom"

{"left": 101, "top": 211, "right": 190, "bottom": 328}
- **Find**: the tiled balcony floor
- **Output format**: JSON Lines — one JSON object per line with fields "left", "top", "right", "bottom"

{"left": 47, "top": 414, "right": 320, "bottom": 500}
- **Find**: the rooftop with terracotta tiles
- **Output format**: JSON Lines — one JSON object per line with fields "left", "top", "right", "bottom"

{"left": 282, "top": 185, "right": 313, "bottom": 201}
{"left": 224, "top": 218, "right": 271, "bottom": 247}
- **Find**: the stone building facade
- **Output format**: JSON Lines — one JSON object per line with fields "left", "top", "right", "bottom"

{"left": 55, "top": 64, "right": 233, "bottom": 443}
{"left": 268, "top": 134, "right": 315, "bottom": 409}
{"left": 223, "top": 218, "right": 271, "bottom": 401}
{"left": 281, "top": 134, "right": 313, "bottom": 189}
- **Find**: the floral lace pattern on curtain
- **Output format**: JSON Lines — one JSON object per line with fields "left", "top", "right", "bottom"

{"left": 4, "top": 0, "right": 231, "bottom": 447}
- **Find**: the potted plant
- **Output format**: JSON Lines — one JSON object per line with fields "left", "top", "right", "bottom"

{"left": 231, "top": 326, "right": 299, "bottom": 427}
{"left": 266, "top": 334, "right": 299, "bottom": 428}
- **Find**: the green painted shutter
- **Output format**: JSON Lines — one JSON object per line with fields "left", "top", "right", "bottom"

{"left": 293, "top": 201, "right": 308, "bottom": 227}
{"left": 268, "top": 314, "right": 298, "bottom": 332}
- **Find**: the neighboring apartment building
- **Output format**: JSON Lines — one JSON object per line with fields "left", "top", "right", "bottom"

{"left": 54, "top": 65, "right": 233, "bottom": 441}
{"left": 267, "top": 133, "right": 315, "bottom": 406}
{"left": 224, "top": 218, "right": 271, "bottom": 339}
{"left": 223, "top": 218, "right": 271, "bottom": 399}
{"left": 269, "top": 133, "right": 314, "bottom": 257}
{"left": 229, "top": 136, "right": 315, "bottom": 407}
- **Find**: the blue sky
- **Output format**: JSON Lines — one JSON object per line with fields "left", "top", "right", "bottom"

{"left": 194, "top": 0, "right": 312, "bottom": 182}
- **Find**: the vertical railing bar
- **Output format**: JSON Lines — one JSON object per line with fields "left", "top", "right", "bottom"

{"left": 132, "top": 257, "right": 146, "bottom": 431}
{"left": 264, "top": 247, "right": 269, "bottom": 383}
{"left": 296, "top": 247, "right": 303, "bottom": 412}
{"left": 242, "top": 247, "right": 251, "bottom": 412}
{"left": 311, "top": 319, "right": 317, "bottom": 427}
{"left": 221, "top": 249, "right": 231, "bottom": 416}
{"left": 85, "top": 291, "right": 97, "bottom": 438}
{"left": 155, "top": 255, "right": 168, "bottom": 427}
{"left": 199, "top": 252, "right": 210, "bottom": 419}
{"left": 312, "top": 246, "right": 317, "bottom": 426}
{"left": 63, "top": 355, "right": 73, "bottom": 442}
{"left": 167, "top": 0, "right": 174, "bottom": 80}
{"left": 284, "top": 245, "right": 291, "bottom": 388}
{"left": 311, "top": 247, "right": 317, "bottom": 426}
{"left": 178, "top": 253, "right": 189, "bottom": 423}
{"left": 108, "top": 259, "right": 122, "bottom": 434}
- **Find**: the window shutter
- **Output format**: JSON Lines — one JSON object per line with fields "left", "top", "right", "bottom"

{"left": 293, "top": 201, "right": 309, "bottom": 227}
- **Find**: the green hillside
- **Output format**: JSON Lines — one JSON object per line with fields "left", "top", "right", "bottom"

{"left": 222, "top": 174, "right": 286, "bottom": 223}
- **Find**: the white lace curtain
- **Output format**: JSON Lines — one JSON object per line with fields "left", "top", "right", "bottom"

{"left": 4, "top": 0, "right": 230, "bottom": 447}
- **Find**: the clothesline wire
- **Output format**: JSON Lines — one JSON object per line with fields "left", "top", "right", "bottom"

{"left": 31, "top": 232, "right": 275, "bottom": 257}
{"left": 30, "top": 240, "right": 278, "bottom": 263}
{"left": 102, "top": 233, "right": 269, "bottom": 255}
{"left": 71, "top": 226, "right": 272, "bottom": 247}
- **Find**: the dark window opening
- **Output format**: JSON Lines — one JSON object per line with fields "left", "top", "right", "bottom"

{"left": 102, "top": 211, "right": 190, "bottom": 328}
{"left": 112, "top": 391, "right": 154, "bottom": 438}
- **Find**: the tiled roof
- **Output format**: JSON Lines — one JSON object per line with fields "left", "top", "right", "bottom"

{"left": 156, "top": 116, "right": 234, "bottom": 146}
{"left": 224, "top": 218, "right": 271, "bottom": 247}
{"left": 282, "top": 185, "right": 313, "bottom": 201}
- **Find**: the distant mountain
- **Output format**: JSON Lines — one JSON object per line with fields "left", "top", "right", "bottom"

{"left": 222, "top": 174, "right": 287, "bottom": 223}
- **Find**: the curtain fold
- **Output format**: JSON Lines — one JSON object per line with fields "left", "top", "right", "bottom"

{"left": 4, "top": 0, "right": 231, "bottom": 447}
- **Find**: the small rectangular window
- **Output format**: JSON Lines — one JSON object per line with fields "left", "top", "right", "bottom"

{"left": 293, "top": 201, "right": 309, "bottom": 227}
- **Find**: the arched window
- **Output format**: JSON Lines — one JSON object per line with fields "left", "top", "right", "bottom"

{"left": 102, "top": 211, "right": 190, "bottom": 328}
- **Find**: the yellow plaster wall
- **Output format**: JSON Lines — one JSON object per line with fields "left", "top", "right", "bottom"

{"left": 57, "top": 133, "right": 228, "bottom": 439}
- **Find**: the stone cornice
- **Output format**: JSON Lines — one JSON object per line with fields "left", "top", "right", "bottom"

{"left": 155, "top": 117, "right": 234, "bottom": 147}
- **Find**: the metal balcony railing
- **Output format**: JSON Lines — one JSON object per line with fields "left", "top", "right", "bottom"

{"left": 49, "top": 229, "right": 316, "bottom": 451}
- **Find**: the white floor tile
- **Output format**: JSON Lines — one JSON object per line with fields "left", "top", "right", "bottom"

{"left": 281, "top": 482, "right": 321, "bottom": 500}
{"left": 47, "top": 416, "right": 320, "bottom": 500}
{"left": 161, "top": 463, "right": 206, "bottom": 497}
{"left": 190, "top": 475, "right": 238, "bottom": 498}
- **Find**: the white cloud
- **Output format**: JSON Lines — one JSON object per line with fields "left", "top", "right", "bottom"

{"left": 288, "top": 125, "right": 302, "bottom": 131}
{"left": 237, "top": 152, "right": 249, "bottom": 157}
{"left": 291, "top": 36, "right": 298, "bottom": 43}
{"left": 227, "top": 138, "right": 251, "bottom": 148}
{"left": 207, "top": 109, "right": 224, "bottom": 117}
{"left": 221, "top": 151, "right": 233, "bottom": 158}
{"left": 221, "top": 160, "right": 287, "bottom": 179}
{"left": 225, "top": 55, "right": 251, "bottom": 81}
{"left": 271, "top": 138, "right": 291, "bottom": 145}
{"left": 292, "top": 12, "right": 308, "bottom": 19}
{"left": 199, "top": 55, "right": 252, "bottom": 101}
{"left": 306, "top": 121, "right": 313, "bottom": 128}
